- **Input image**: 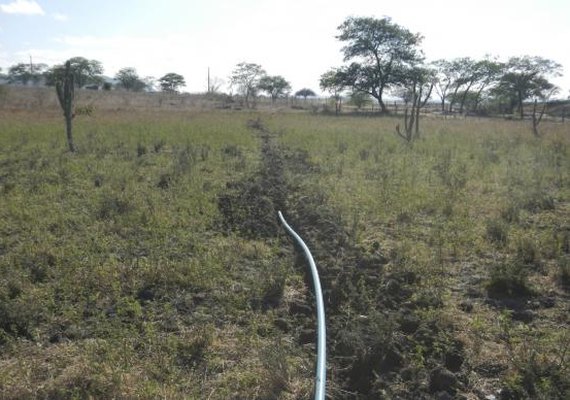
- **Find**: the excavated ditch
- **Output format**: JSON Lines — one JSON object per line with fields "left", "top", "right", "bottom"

{"left": 217, "top": 119, "right": 468, "bottom": 399}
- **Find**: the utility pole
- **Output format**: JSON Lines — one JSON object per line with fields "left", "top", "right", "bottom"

{"left": 29, "top": 55, "right": 33, "bottom": 74}
{"left": 207, "top": 67, "right": 211, "bottom": 93}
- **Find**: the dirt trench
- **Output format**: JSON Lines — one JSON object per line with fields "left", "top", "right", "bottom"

{"left": 217, "top": 118, "right": 469, "bottom": 399}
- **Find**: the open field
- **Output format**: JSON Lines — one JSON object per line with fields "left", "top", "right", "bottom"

{"left": 0, "top": 93, "right": 569, "bottom": 399}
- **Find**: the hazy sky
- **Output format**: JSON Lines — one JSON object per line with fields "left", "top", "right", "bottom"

{"left": 1, "top": 0, "right": 569, "bottom": 96}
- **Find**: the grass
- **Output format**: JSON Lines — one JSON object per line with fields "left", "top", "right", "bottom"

{"left": 0, "top": 94, "right": 569, "bottom": 399}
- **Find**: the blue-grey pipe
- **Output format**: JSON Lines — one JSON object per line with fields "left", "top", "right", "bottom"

{"left": 278, "top": 211, "right": 326, "bottom": 400}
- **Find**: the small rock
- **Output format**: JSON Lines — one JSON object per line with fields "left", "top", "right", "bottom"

{"left": 445, "top": 351, "right": 464, "bottom": 372}
{"left": 429, "top": 367, "right": 458, "bottom": 393}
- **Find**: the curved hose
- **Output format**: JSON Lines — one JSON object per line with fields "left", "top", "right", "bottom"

{"left": 278, "top": 211, "right": 326, "bottom": 400}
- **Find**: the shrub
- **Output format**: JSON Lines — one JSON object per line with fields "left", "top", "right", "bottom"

{"left": 515, "top": 236, "right": 539, "bottom": 267}
{"left": 486, "top": 219, "right": 509, "bottom": 246}
{"left": 522, "top": 191, "right": 555, "bottom": 212}
{"left": 501, "top": 204, "right": 520, "bottom": 223}
{"left": 487, "top": 262, "right": 532, "bottom": 298}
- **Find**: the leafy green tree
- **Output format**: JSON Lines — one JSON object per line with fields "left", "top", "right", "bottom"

{"left": 45, "top": 57, "right": 103, "bottom": 88}
{"left": 492, "top": 56, "right": 561, "bottom": 118}
{"left": 320, "top": 69, "right": 345, "bottom": 114}
{"left": 432, "top": 59, "right": 459, "bottom": 112}
{"left": 159, "top": 73, "right": 186, "bottom": 93}
{"left": 469, "top": 57, "right": 504, "bottom": 113}
{"left": 334, "top": 16, "right": 424, "bottom": 113}
{"left": 258, "top": 75, "right": 291, "bottom": 103}
{"left": 229, "top": 62, "right": 265, "bottom": 108}
{"left": 444, "top": 57, "right": 479, "bottom": 113}
{"left": 445, "top": 57, "right": 504, "bottom": 114}
{"left": 67, "top": 57, "right": 103, "bottom": 87}
{"left": 348, "top": 90, "right": 372, "bottom": 110}
{"left": 8, "top": 64, "right": 30, "bottom": 84}
{"left": 8, "top": 62, "right": 47, "bottom": 85}
{"left": 115, "top": 67, "right": 146, "bottom": 91}
{"left": 295, "top": 88, "right": 316, "bottom": 100}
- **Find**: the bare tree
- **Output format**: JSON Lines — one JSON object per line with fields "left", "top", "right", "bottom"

{"left": 320, "top": 69, "right": 345, "bottom": 115}
{"left": 229, "top": 62, "right": 265, "bottom": 108}
{"left": 531, "top": 88, "right": 558, "bottom": 136}
{"left": 395, "top": 67, "right": 434, "bottom": 142}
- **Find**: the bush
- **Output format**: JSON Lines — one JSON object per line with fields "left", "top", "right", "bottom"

{"left": 515, "top": 236, "right": 539, "bottom": 267}
{"left": 487, "top": 262, "right": 532, "bottom": 298}
{"left": 486, "top": 219, "right": 509, "bottom": 246}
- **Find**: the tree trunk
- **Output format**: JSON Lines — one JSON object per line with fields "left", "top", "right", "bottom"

{"left": 518, "top": 90, "right": 524, "bottom": 119}
{"left": 378, "top": 97, "right": 387, "bottom": 113}
{"left": 459, "top": 82, "right": 474, "bottom": 114}
{"left": 65, "top": 114, "right": 75, "bottom": 152}
{"left": 56, "top": 61, "right": 76, "bottom": 153}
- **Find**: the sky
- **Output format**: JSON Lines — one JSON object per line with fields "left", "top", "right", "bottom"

{"left": 0, "top": 0, "right": 569, "bottom": 97}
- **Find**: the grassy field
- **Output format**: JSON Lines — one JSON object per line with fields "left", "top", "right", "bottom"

{"left": 0, "top": 95, "right": 569, "bottom": 399}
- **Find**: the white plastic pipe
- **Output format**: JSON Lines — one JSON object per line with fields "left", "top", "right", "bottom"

{"left": 278, "top": 211, "right": 326, "bottom": 400}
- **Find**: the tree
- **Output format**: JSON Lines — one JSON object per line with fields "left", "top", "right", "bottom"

{"left": 229, "top": 62, "right": 265, "bottom": 108}
{"left": 432, "top": 59, "right": 457, "bottom": 112}
{"left": 67, "top": 57, "right": 103, "bottom": 87}
{"left": 55, "top": 61, "right": 76, "bottom": 152}
{"left": 320, "top": 69, "right": 345, "bottom": 115}
{"left": 115, "top": 67, "right": 146, "bottom": 91}
{"left": 258, "top": 75, "right": 291, "bottom": 104}
{"left": 159, "top": 73, "right": 186, "bottom": 93}
{"left": 492, "top": 56, "right": 562, "bottom": 119}
{"left": 45, "top": 57, "right": 103, "bottom": 88}
{"left": 449, "top": 57, "right": 504, "bottom": 114}
{"left": 443, "top": 57, "right": 479, "bottom": 113}
{"left": 334, "top": 16, "right": 424, "bottom": 113}
{"left": 348, "top": 90, "right": 372, "bottom": 110}
{"left": 469, "top": 57, "right": 503, "bottom": 113}
{"left": 395, "top": 66, "right": 434, "bottom": 141}
{"left": 7, "top": 62, "right": 47, "bottom": 85}
{"left": 295, "top": 88, "right": 316, "bottom": 100}
{"left": 142, "top": 76, "right": 157, "bottom": 92}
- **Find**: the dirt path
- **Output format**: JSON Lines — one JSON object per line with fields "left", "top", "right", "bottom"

{"left": 217, "top": 118, "right": 474, "bottom": 399}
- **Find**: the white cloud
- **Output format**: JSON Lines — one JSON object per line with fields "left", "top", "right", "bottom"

{"left": 0, "top": 0, "right": 44, "bottom": 15}
{"left": 52, "top": 12, "right": 68, "bottom": 22}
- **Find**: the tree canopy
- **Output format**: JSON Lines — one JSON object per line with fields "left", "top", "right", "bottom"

{"left": 229, "top": 62, "right": 265, "bottom": 108}
{"left": 8, "top": 62, "right": 47, "bottom": 85}
{"left": 159, "top": 73, "right": 186, "bottom": 93}
{"left": 295, "top": 88, "right": 316, "bottom": 99}
{"left": 258, "top": 75, "right": 291, "bottom": 103}
{"left": 45, "top": 57, "right": 103, "bottom": 88}
{"left": 320, "top": 69, "right": 346, "bottom": 114}
{"left": 492, "top": 56, "right": 561, "bottom": 118}
{"left": 334, "top": 16, "right": 424, "bottom": 113}
{"left": 115, "top": 67, "right": 147, "bottom": 92}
